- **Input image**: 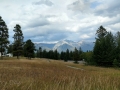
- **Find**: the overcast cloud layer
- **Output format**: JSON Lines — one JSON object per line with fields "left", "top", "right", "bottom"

{"left": 0, "top": 0, "right": 120, "bottom": 43}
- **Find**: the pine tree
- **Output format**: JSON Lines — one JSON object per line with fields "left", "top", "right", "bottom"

{"left": 93, "top": 26, "right": 116, "bottom": 66}
{"left": 24, "top": 39, "right": 35, "bottom": 59}
{"left": 13, "top": 24, "right": 24, "bottom": 59}
{"left": 36, "top": 50, "right": 39, "bottom": 58}
{"left": 7, "top": 44, "right": 13, "bottom": 54}
{"left": 66, "top": 49, "right": 70, "bottom": 61}
{"left": 48, "top": 50, "right": 54, "bottom": 59}
{"left": 39, "top": 47, "right": 42, "bottom": 58}
{"left": 42, "top": 49, "right": 47, "bottom": 58}
{"left": 93, "top": 39, "right": 100, "bottom": 65}
{"left": 115, "top": 32, "right": 120, "bottom": 64}
{"left": 0, "top": 16, "right": 9, "bottom": 59}
{"left": 113, "top": 59, "right": 119, "bottom": 67}
{"left": 60, "top": 51, "right": 64, "bottom": 60}
{"left": 64, "top": 53, "right": 67, "bottom": 62}
{"left": 79, "top": 47, "right": 83, "bottom": 60}
{"left": 73, "top": 47, "right": 79, "bottom": 64}
{"left": 69, "top": 51, "right": 73, "bottom": 60}
{"left": 105, "top": 32, "right": 116, "bottom": 63}
{"left": 54, "top": 49, "right": 59, "bottom": 60}
{"left": 96, "top": 25, "right": 107, "bottom": 39}
{"left": 93, "top": 26, "right": 108, "bottom": 66}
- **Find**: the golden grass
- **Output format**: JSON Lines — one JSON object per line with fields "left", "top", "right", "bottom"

{"left": 0, "top": 58, "right": 120, "bottom": 90}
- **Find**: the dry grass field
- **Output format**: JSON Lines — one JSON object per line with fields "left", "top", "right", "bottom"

{"left": 0, "top": 57, "right": 120, "bottom": 90}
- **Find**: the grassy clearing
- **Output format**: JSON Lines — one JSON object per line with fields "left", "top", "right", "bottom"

{"left": 0, "top": 58, "right": 120, "bottom": 90}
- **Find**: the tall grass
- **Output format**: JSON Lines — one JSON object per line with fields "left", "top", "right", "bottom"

{"left": 0, "top": 58, "right": 120, "bottom": 90}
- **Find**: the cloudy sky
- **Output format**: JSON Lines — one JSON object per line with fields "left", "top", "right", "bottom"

{"left": 0, "top": 0, "right": 120, "bottom": 43}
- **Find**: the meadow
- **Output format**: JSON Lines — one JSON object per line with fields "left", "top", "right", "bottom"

{"left": 0, "top": 57, "right": 120, "bottom": 90}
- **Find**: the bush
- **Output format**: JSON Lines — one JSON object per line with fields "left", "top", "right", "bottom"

{"left": 113, "top": 59, "right": 119, "bottom": 67}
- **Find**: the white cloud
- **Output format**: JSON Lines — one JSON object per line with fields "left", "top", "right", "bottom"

{"left": 33, "top": 0, "right": 54, "bottom": 6}
{"left": 67, "top": 0, "right": 90, "bottom": 13}
{"left": 111, "top": 23, "right": 120, "bottom": 30}
{"left": 80, "top": 34, "right": 90, "bottom": 39}
{"left": 94, "top": 0, "right": 120, "bottom": 17}
{"left": 0, "top": 0, "right": 119, "bottom": 43}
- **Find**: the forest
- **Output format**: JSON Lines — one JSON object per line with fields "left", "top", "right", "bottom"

{"left": 0, "top": 16, "right": 120, "bottom": 67}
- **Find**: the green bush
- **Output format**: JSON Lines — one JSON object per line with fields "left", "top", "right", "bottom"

{"left": 113, "top": 59, "right": 119, "bottom": 67}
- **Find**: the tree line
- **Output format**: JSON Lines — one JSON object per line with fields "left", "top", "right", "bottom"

{"left": 36, "top": 47, "right": 83, "bottom": 63}
{"left": 0, "top": 16, "right": 120, "bottom": 67}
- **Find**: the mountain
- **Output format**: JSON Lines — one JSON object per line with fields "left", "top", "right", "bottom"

{"left": 34, "top": 43, "right": 55, "bottom": 51}
{"left": 80, "top": 41, "right": 94, "bottom": 52}
{"left": 34, "top": 40, "right": 94, "bottom": 52}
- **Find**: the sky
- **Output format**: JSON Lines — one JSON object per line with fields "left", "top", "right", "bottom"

{"left": 0, "top": 0, "right": 120, "bottom": 43}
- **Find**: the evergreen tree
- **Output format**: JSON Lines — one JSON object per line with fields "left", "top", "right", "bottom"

{"left": 79, "top": 47, "right": 83, "bottom": 60}
{"left": 96, "top": 25, "right": 107, "bottom": 39}
{"left": 93, "top": 26, "right": 108, "bottom": 66}
{"left": 66, "top": 49, "right": 70, "bottom": 61}
{"left": 36, "top": 50, "right": 39, "bottom": 58}
{"left": 24, "top": 39, "right": 35, "bottom": 59}
{"left": 115, "top": 32, "right": 120, "bottom": 64}
{"left": 73, "top": 47, "right": 79, "bottom": 63}
{"left": 42, "top": 49, "right": 47, "bottom": 58}
{"left": 54, "top": 49, "right": 59, "bottom": 60}
{"left": 60, "top": 51, "right": 64, "bottom": 60}
{"left": 93, "top": 26, "right": 107, "bottom": 65}
{"left": 48, "top": 50, "right": 54, "bottom": 59}
{"left": 39, "top": 47, "right": 42, "bottom": 58}
{"left": 93, "top": 26, "right": 116, "bottom": 66}
{"left": 93, "top": 39, "right": 100, "bottom": 65}
{"left": 7, "top": 44, "right": 13, "bottom": 54}
{"left": 0, "top": 16, "right": 9, "bottom": 59}
{"left": 105, "top": 32, "right": 116, "bottom": 62}
{"left": 69, "top": 51, "right": 73, "bottom": 60}
{"left": 13, "top": 24, "right": 24, "bottom": 59}
{"left": 113, "top": 59, "right": 119, "bottom": 67}
{"left": 60, "top": 51, "right": 67, "bottom": 61}
{"left": 64, "top": 53, "right": 67, "bottom": 62}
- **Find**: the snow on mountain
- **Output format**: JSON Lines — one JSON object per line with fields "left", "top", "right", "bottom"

{"left": 34, "top": 40, "right": 94, "bottom": 52}
{"left": 53, "top": 40, "right": 78, "bottom": 52}
{"left": 53, "top": 40, "right": 72, "bottom": 50}
{"left": 54, "top": 43, "right": 75, "bottom": 52}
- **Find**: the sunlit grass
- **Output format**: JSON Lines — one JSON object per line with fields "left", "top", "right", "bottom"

{"left": 0, "top": 58, "right": 120, "bottom": 90}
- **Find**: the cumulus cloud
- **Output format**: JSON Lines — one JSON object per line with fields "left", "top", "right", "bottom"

{"left": 26, "top": 18, "right": 50, "bottom": 28}
{"left": 0, "top": 0, "right": 120, "bottom": 43}
{"left": 93, "top": 0, "right": 120, "bottom": 17}
{"left": 106, "top": 23, "right": 120, "bottom": 33}
{"left": 67, "top": 0, "right": 90, "bottom": 13}
{"left": 33, "top": 0, "right": 54, "bottom": 6}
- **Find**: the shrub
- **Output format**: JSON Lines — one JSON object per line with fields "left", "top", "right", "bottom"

{"left": 113, "top": 59, "right": 119, "bottom": 67}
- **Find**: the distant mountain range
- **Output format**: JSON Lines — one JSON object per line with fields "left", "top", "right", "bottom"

{"left": 34, "top": 40, "right": 94, "bottom": 52}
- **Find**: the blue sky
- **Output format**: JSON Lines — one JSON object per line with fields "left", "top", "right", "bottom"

{"left": 0, "top": 0, "right": 120, "bottom": 43}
